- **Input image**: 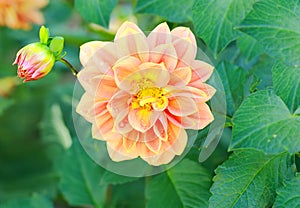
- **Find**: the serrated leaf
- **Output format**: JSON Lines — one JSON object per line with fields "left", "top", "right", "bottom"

{"left": 237, "top": 0, "right": 300, "bottom": 66}
{"left": 209, "top": 149, "right": 289, "bottom": 208}
{"left": 59, "top": 139, "right": 107, "bottom": 208}
{"left": 75, "top": 0, "right": 117, "bottom": 28}
{"left": 192, "top": 0, "right": 257, "bottom": 56}
{"left": 146, "top": 159, "right": 212, "bottom": 208}
{"left": 274, "top": 176, "right": 300, "bottom": 208}
{"left": 135, "top": 0, "right": 194, "bottom": 23}
{"left": 230, "top": 90, "right": 300, "bottom": 154}
{"left": 0, "top": 194, "right": 53, "bottom": 208}
{"left": 272, "top": 61, "right": 300, "bottom": 113}
{"left": 216, "top": 62, "right": 247, "bottom": 116}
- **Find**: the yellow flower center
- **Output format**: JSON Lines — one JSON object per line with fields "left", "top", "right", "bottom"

{"left": 132, "top": 87, "right": 168, "bottom": 111}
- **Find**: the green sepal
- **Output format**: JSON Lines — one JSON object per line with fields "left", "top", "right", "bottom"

{"left": 39, "top": 26, "right": 49, "bottom": 44}
{"left": 49, "top": 36, "right": 64, "bottom": 59}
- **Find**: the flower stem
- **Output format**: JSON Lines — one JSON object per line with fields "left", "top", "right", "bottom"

{"left": 59, "top": 58, "right": 78, "bottom": 76}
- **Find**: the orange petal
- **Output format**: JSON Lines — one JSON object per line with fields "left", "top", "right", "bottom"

{"left": 80, "top": 41, "right": 107, "bottom": 66}
{"left": 153, "top": 114, "right": 168, "bottom": 141}
{"left": 168, "top": 66, "right": 192, "bottom": 86}
{"left": 76, "top": 93, "right": 95, "bottom": 122}
{"left": 167, "top": 96, "right": 198, "bottom": 116}
{"left": 149, "top": 44, "right": 178, "bottom": 71}
{"left": 128, "top": 108, "right": 161, "bottom": 133}
{"left": 166, "top": 122, "right": 187, "bottom": 155}
{"left": 190, "top": 60, "right": 214, "bottom": 83}
{"left": 147, "top": 22, "right": 171, "bottom": 50}
{"left": 107, "top": 139, "right": 138, "bottom": 162}
{"left": 114, "top": 21, "right": 149, "bottom": 62}
{"left": 142, "top": 149, "right": 175, "bottom": 166}
{"left": 107, "top": 90, "right": 131, "bottom": 117}
{"left": 143, "top": 128, "right": 162, "bottom": 154}
{"left": 123, "top": 130, "right": 139, "bottom": 152}
{"left": 171, "top": 27, "right": 197, "bottom": 66}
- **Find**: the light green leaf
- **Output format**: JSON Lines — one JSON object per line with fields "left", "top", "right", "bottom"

{"left": 39, "top": 26, "right": 49, "bottom": 44}
{"left": 272, "top": 61, "right": 300, "bottom": 113}
{"left": 237, "top": 0, "right": 300, "bottom": 66}
{"left": 0, "top": 194, "right": 53, "bottom": 208}
{"left": 230, "top": 90, "right": 300, "bottom": 154}
{"left": 216, "top": 62, "right": 247, "bottom": 116}
{"left": 59, "top": 139, "right": 107, "bottom": 208}
{"left": 75, "top": 0, "right": 117, "bottom": 28}
{"left": 40, "top": 103, "right": 72, "bottom": 150}
{"left": 192, "top": 0, "right": 257, "bottom": 56}
{"left": 135, "top": 0, "right": 195, "bottom": 22}
{"left": 274, "top": 175, "right": 300, "bottom": 208}
{"left": 146, "top": 159, "right": 212, "bottom": 208}
{"left": 209, "top": 149, "right": 289, "bottom": 208}
{"left": 49, "top": 36, "right": 64, "bottom": 57}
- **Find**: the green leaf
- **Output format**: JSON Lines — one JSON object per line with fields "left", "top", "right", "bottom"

{"left": 99, "top": 171, "right": 138, "bottom": 186}
{"left": 209, "top": 149, "right": 289, "bottom": 208}
{"left": 230, "top": 90, "right": 300, "bottom": 154}
{"left": 49, "top": 36, "right": 64, "bottom": 57}
{"left": 59, "top": 139, "right": 107, "bottom": 208}
{"left": 39, "top": 26, "right": 49, "bottom": 44}
{"left": 274, "top": 175, "right": 300, "bottom": 208}
{"left": 135, "top": 0, "right": 195, "bottom": 23}
{"left": 192, "top": 0, "right": 257, "bottom": 56}
{"left": 0, "top": 194, "right": 53, "bottom": 208}
{"left": 237, "top": 34, "right": 264, "bottom": 63}
{"left": 248, "top": 54, "right": 275, "bottom": 90}
{"left": 272, "top": 61, "right": 300, "bottom": 113}
{"left": 75, "top": 0, "right": 117, "bottom": 28}
{"left": 216, "top": 62, "right": 247, "bottom": 116}
{"left": 237, "top": 0, "right": 300, "bottom": 66}
{"left": 146, "top": 159, "right": 212, "bottom": 208}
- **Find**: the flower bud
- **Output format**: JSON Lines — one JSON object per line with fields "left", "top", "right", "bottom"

{"left": 13, "top": 42, "right": 55, "bottom": 82}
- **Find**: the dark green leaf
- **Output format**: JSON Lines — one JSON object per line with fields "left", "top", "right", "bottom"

{"left": 0, "top": 98, "right": 14, "bottom": 117}
{"left": 237, "top": 34, "right": 264, "bottom": 63}
{"left": 146, "top": 159, "right": 212, "bottom": 208}
{"left": 0, "top": 194, "right": 53, "bottom": 208}
{"left": 135, "top": 0, "right": 195, "bottom": 23}
{"left": 230, "top": 90, "right": 300, "bottom": 154}
{"left": 272, "top": 61, "right": 300, "bottom": 112}
{"left": 192, "top": 0, "right": 257, "bottom": 56}
{"left": 216, "top": 62, "right": 247, "bottom": 116}
{"left": 99, "top": 171, "right": 138, "bottom": 186}
{"left": 209, "top": 149, "right": 289, "bottom": 208}
{"left": 237, "top": 0, "right": 300, "bottom": 66}
{"left": 274, "top": 175, "right": 300, "bottom": 208}
{"left": 75, "top": 0, "right": 117, "bottom": 28}
{"left": 59, "top": 139, "right": 107, "bottom": 208}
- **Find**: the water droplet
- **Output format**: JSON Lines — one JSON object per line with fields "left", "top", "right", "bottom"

{"left": 119, "top": 122, "right": 125, "bottom": 128}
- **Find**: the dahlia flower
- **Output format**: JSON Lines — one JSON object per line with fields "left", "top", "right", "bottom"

{"left": 77, "top": 21, "right": 215, "bottom": 166}
{"left": 0, "top": 0, "right": 48, "bottom": 30}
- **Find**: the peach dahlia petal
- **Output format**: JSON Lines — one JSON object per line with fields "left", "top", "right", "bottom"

{"left": 76, "top": 21, "right": 215, "bottom": 166}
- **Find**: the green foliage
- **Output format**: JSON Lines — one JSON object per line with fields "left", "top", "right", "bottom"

{"left": 146, "top": 159, "right": 212, "bottom": 208}
{"left": 0, "top": 195, "right": 53, "bottom": 208}
{"left": 231, "top": 90, "right": 300, "bottom": 154}
{"left": 274, "top": 175, "right": 300, "bottom": 208}
{"left": 210, "top": 149, "right": 289, "bottom": 208}
{"left": 75, "top": 0, "right": 117, "bottom": 28}
{"left": 135, "top": 0, "right": 195, "bottom": 22}
{"left": 237, "top": 0, "right": 300, "bottom": 66}
{"left": 192, "top": 0, "right": 257, "bottom": 56}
